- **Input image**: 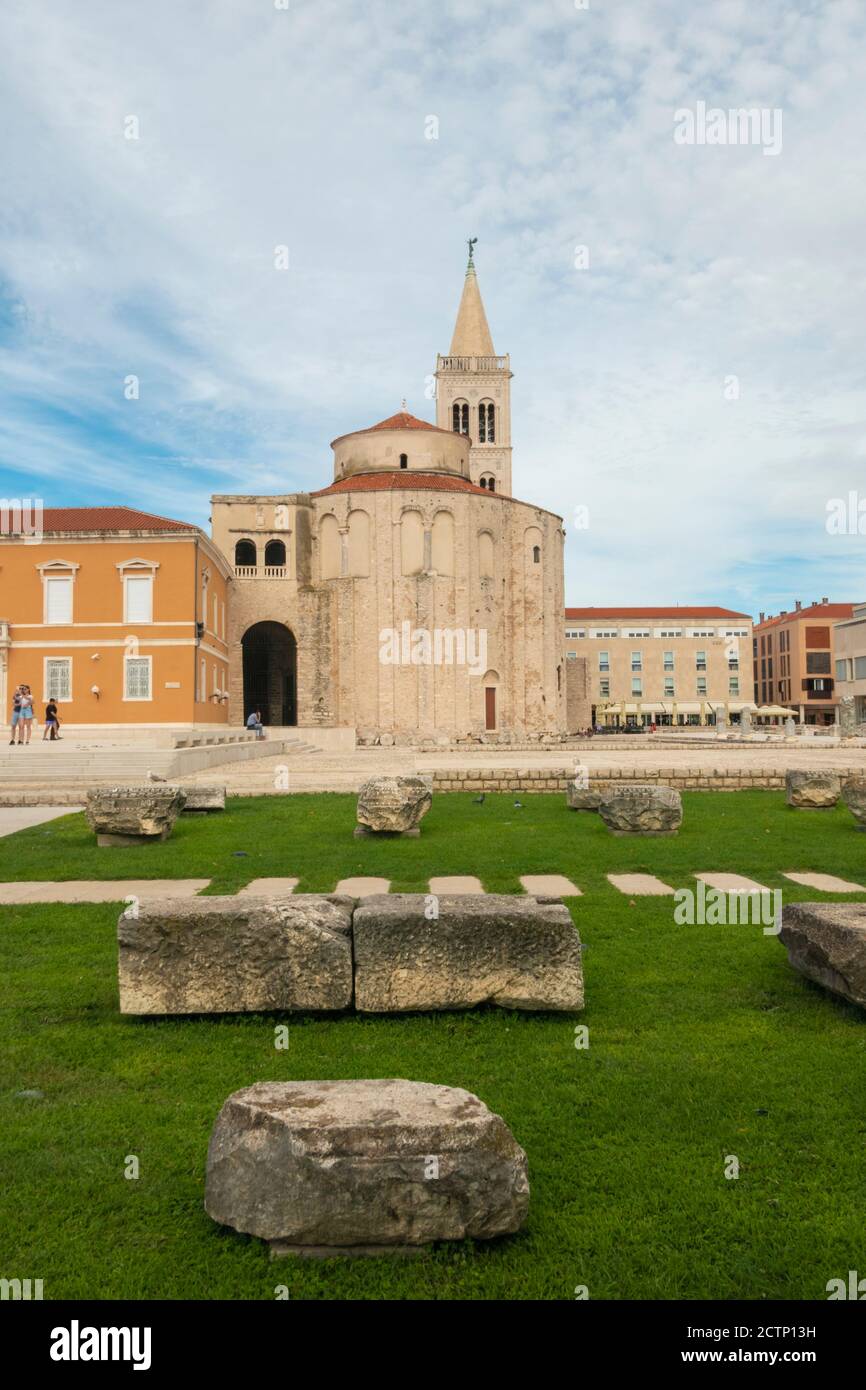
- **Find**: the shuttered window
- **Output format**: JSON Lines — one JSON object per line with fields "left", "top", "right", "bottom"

{"left": 45, "top": 576, "right": 72, "bottom": 624}
{"left": 124, "top": 576, "right": 153, "bottom": 623}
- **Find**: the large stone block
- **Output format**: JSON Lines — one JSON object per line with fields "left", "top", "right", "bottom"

{"left": 118, "top": 895, "right": 353, "bottom": 1015}
{"left": 842, "top": 777, "right": 866, "bottom": 826}
{"left": 204, "top": 1079, "right": 529, "bottom": 1252}
{"left": 353, "top": 893, "right": 583, "bottom": 1012}
{"left": 785, "top": 770, "right": 841, "bottom": 808}
{"left": 566, "top": 783, "right": 601, "bottom": 810}
{"left": 598, "top": 784, "right": 682, "bottom": 836}
{"left": 356, "top": 775, "right": 432, "bottom": 834}
{"left": 86, "top": 785, "right": 187, "bottom": 846}
{"left": 182, "top": 784, "right": 226, "bottom": 813}
{"left": 779, "top": 902, "right": 866, "bottom": 1009}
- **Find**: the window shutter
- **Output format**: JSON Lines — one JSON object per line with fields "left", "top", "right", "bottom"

{"left": 46, "top": 577, "right": 72, "bottom": 623}
{"left": 125, "top": 576, "right": 152, "bottom": 623}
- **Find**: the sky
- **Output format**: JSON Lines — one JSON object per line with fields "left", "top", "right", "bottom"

{"left": 1, "top": 0, "right": 865, "bottom": 620}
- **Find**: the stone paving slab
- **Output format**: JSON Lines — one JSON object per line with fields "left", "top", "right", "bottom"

{"left": 519, "top": 874, "right": 581, "bottom": 897}
{"left": 695, "top": 873, "right": 768, "bottom": 893}
{"left": 237, "top": 877, "right": 299, "bottom": 896}
{"left": 428, "top": 876, "right": 484, "bottom": 895}
{"left": 607, "top": 873, "right": 674, "bottom": 896}
{"left": 0, "top": 879, "right": 211, "bottom": 904}
{"left": 334, "top": 877, "right": 391, "bottom": 897}
{"left": 783, "top": 872, "right": 866, "bottom": 893}
{"left": 0, "top": 806, "right": 80, "bottom": 837}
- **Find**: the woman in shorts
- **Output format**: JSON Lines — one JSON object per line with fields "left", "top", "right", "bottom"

{"left": 18, "top": 685, "right": 34, "bottom": 744}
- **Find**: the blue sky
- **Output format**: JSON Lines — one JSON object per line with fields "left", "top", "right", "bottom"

{"left": 1, "top": 0, "right": 865, "bottom": 618}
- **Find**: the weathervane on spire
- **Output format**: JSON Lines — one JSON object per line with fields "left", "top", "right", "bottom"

{"left": 467, "top": 236, "right": 478, "bottom": 268}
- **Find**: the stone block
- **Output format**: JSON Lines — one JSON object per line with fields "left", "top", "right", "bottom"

{"left": 785, "top": 770, "right": 841, "bottom": 809}
{"left": 356, "top": 776, "right": 432, "bottom": 834}
{"left": 86, "top": 785, "right": 187, "bottom": 846}
{"left": 779, "top": 902, "right": 866, "bottom": 1009}
{"left": 598, "top": 784, "right": 682, "bottom": 836}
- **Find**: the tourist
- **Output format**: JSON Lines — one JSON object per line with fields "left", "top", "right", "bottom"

{"left": 18, "top": 684, "right": 34, "bottom": 744}
{"left": 43, "top": 698, "right": 60, "bottom": 741}
{"left": 9, "top": 685, "right": 23, "bottom": 744}
{"left": 246, "top": 709, "right": 265, "bottom": 739}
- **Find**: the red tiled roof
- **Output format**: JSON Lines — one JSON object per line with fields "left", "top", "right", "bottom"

{"left": 755, "top": 603, "right": 856, "bottom": 629}
{"left": 39, "top": 506, "right": 197, "bottom": 533}
{"left": 564, "top": 606, "right": 752, "bottom": 620}
{"left": 312, "top": 472, "right": 493, "bottom": 499}
{"left": 331, "top": 411, "right": 457, "bottom": 447}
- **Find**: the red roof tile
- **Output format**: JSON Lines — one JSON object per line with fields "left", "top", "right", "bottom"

{"left": 331, "top": 411, "right": 457, "bottom": 447}
{"left": 312, "top": 472, "right": 494, "bottom": 499}
{"left": 754, "top": 603, "right": 856, "bottom": 629}
{"left": 564, "top": 606, "right": 752, "bottom": 621}
{"left": 38, "top": 506, "right": 197, "bottom": 534}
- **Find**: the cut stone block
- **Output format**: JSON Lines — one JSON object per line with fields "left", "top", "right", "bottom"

{"left": 356, "top": 775, "right": 432, "bottom": 834}
{"left": 607, "top": 873, "right": 674, "bottom": 896}
{"left": 783, "top": 873, "right": 866, "bottom": 893}
{"left": 182, "top": 785, "right": 226, "bottom": 813}
{"left": 118, "top": 894, "right": 353, "bottom": 1015}
{"left": 86, "top": 785, "right": 186, "bottom": 845}
{"left": 429, "top": 876, "right": 483, "bottom": 895}
{"left": 519, "top": 874, "right": 581, "bottom": 897}
{"left": 779, "top": 902, "right": 866, "bottom": 1008}
{"left": 205, "top": 1079, "right": 529, "bottom": 1252}
{"left": 696, "top": 873, "right": 768, "bottom": 893}
{"left": 353, "top": 893, "right": 583, "bottom": 1012}
{"left": 0, "top": 879, "right": 210, "bottom": 904}
{"left": 334, "top": 877, "right": 390, "bottom": 897}
{"left": 566, "top": 785, "right": 601, "bottom": 811}
{"left": 785, "top": 770, "right": 841, "bottom": 808}
{"left": 841, "top": 778, "right": 866, "bottom": 826}
{"left": 598, "top": 784, "right": 682, "bottom": 836}
{"left": 237, "top": 878, "right": 299, "bottom": 896}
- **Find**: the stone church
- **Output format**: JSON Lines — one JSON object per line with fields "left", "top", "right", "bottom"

{"left": 210, "top": 251, "right": 567, "bottom": 744}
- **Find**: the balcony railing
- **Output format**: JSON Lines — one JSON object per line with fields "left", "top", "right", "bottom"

{"left": 234, "top": 566, "right": 288, "bottom": 579}
{"left": 436, "top": 354, "right": 510, "bottom": 373}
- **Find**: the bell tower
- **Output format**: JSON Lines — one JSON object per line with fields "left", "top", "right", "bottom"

{"left": 435, "top": 241, "right": 513, "bottom": 496}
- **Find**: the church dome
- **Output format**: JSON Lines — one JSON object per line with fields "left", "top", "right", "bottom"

{"left": 330, "top": 409, "right": 470, "bottom": 482}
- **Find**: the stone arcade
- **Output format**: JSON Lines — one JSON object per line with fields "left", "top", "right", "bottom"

{"left": 211, "top": 250, "right": 567, "bottom": 745}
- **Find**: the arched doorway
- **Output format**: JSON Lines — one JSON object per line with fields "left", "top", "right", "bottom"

{"left": 241, "top": 621, "right": 297, "bottom": 726}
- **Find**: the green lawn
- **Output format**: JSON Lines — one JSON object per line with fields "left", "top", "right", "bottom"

{"left": 1, "top": 791, "right": 865, "bottom": 1300}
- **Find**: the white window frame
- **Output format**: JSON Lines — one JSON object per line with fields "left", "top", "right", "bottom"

{"left": 40, "top": 565, "right": 77, "bottom": 625}
{"left": 123, "top": 654, "right": 152, "bottom": 702}
{"left": 123, "top": 573, "right": 154, "bottom": 624}
{"left": 44, "top": 656, "right": 71, "bottom": 702}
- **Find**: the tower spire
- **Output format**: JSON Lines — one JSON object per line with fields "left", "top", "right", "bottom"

{"left": 449, "top": 240, "right": 495, "bottom": 357}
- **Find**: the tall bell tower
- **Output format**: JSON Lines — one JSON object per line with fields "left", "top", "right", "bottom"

{"left": 435, "top": 242, "right": 513, "bottom": 496}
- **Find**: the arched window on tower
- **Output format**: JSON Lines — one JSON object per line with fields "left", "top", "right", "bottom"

{"left": 452, "top": 401, "right": 469, "bottom": 436}
{"left": 264, "top": 539, "right": 286, "bottom": 569}
{"left": 480, "top": 473, "right": 495, "bottom": 492}
{"left": 235, "top": 539, "right": 256, "bottom": 568}
{"left": 478, "top": 401, "right": 495, "bottom": 444}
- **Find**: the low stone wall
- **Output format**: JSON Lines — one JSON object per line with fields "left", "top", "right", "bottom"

{"left": 432, "top": 766, "right": 866, "bottom": 793}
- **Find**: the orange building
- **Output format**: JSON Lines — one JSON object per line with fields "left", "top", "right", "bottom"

{"left": 0, "top": 507, "right": 231, "bottom": 733}
{"left": 752, "top": 599, "right": 856, "bottom": 726}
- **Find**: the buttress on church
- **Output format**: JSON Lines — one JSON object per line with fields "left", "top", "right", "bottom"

{"left": 0, "top": 254, "right": 569, "bottom": 743}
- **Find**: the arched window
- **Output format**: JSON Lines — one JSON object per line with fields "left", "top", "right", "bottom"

{"left": 478, "top": 531, "right": 495, "bottom": 578}
{"left": 400, "top": 509, "right": 424, "bottom": 576}
{"left": 452, "top": 401, "right": 469, "bottom": 436}
{"left": 399, "top": 453, "right": 408, "bottom": 468}
{"left": 431, "top": 510, "right": 455, "bottom": 576}
{"left": 533, "top": 545, "right": 541, "bottom": 564}
{"left": 480, "top": 473, "right": 495, "bottom": 492}
{"left": 235, "top": 539, "right": 256, "bottom": 567}
{"left": 348, "top": 509, "right": 370, "bottom": 577}
{"left": 264, "top": 539, "right": 286, "bottom": 568}
{"left": 478, "top": 401, "right": 495, "bottom": 443}
{"left": 319, "top": 514, "right": 340, "bottom": 580}
{"left": 480, "top": 477, "right": 487, "bottom": 489}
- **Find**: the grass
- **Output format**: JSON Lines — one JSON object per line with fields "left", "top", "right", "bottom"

{"left": 1, "top": 791, "right": 866, "bottom": 1300}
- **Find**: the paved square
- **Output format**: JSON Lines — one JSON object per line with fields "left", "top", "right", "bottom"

{"left": 0, "top": 879, "right": 211, "bottom": 904}
{"left": 607, "top": 873, "right": 674, "bottom": 896}
{"left": 428, "top": 876, "right": 484, "bottom": 895}
{"left": 783, "top": 872, "right": 866, "bottom": 893}
{"left": 237, "top": 878, "right": 299, "bottom": 896}
{"left": 334, "top": 877, "right": 391, "bottom": 897}
{"left": 519, "top": 874, "right": 581, "bottom": 897}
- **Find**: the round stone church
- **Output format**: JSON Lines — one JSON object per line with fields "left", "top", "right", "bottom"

{"left": 211, "top": 252, "right": 566, "bottom": 744}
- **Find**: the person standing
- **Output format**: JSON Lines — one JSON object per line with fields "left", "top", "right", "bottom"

{"left": 9, "top": 685, "right": 23, "bottom": 745}
{"left": 18, "top": 685, "right": 34, "bottom": 744}
{"left": 43, "top": 698, "right": 60, "bottom": 741}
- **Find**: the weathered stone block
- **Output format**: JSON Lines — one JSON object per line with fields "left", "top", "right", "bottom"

{"left": 204, "top": 1079, "right": 529, "bottom": 1251}
{"left": 842, "top": 777, "right": 866, "bottom": 826}
{"left": 598, "top": 784, "right": 682, "bottom": 836}
{"left": 356, "top": 775, "right": 432, "bottom": 833}
{"left": 353, "top": 893, "right": 583, "bottom": 1012}
{"left": 86, "top": 785, "right": 187, "bottom": 846}
{"left": 566, "top": 783, "right": 601, "bottom": 810}
{"left": 779, "top": 902, "right": 866, "bottom": 1009}
{"left": 182, "top": 785, "right": 226, "bottom": 813}
{"left": 118, "top": 895, "right": 353, "bottom": 1014}
{"left": 785, "top": 770, "right": 841, "bottom": 809}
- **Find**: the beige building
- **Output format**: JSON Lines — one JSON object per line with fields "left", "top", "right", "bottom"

{"left": 563, "top": 607, "right": 753, "bottom": 727}
{"left": 831, "top": 604, "right": 866, "bottom": 724}
{"left": 753, "top": 600, "right": 855, "bottom": 726}
{"left": 210, "top": 251, "right": 566, "bottom": 744}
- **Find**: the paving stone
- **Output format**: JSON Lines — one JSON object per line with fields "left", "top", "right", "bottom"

{"left": 428, "top": 876, "right": 484, "bottom": 895}
{"left": 695, "top": 873, "right": 768, "bottom": 893}
{"left": 0, "top": 806, "right": 79, "bottom": 838}
{"left": 0, "top": 879, "right": 211, "bottom": 904}
{"left": 783, "top": 872, "right": 866, "bottom": 893}
{"left": 607, "top": 873, "right": 674, "bottom": 896}
{"left": 334, "top": 877, "right": 391, "bottom": 897}
{"left": 519, "top": 874, "right": 581, "bottom": 897}
{"left": 237, "top": 878, "right": 299, "bottom": 896}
